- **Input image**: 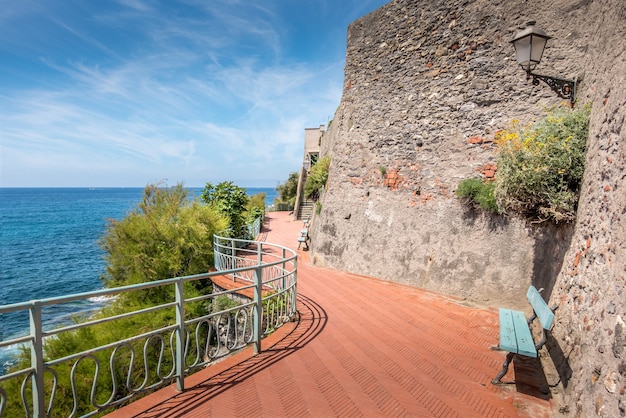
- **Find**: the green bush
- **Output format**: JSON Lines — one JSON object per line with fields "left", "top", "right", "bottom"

{"left": 304, "top": 156, "right": 331, "bottom": 201}
{"left": 456, "top": 105, "right": 590, "bottom": 223}
{"left": 103, "top": 183, "right": 228, "bottom": 293}
{"left": 211, "top": 295, "right": 241, "bottom": 314}
{"left": 456, "top": 178, "right": 498, "bottom": 212}
{"left": 275, "top": 172, "right": 298, "bottom": 208}
{"left": 247, "top": 192, "right": 266, "bottom": 213}
{"left": 495, "top": 104, "right": 590, "bottom": 223}
{"left": 246, "top": 192, "right": 265, "bottom": 224}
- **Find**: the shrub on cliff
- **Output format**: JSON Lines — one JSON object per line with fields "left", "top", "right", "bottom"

{"left": 495, "top": 104, "right": 590, "bottom": 223}
{"left": 102, "top": 183, "right": 228, "bottom": 295}
{"left": 304, "top": 155, "right": 331, "bottom": 201}
{"left": 246, "top": 191, "right": 266, "bottom": 225}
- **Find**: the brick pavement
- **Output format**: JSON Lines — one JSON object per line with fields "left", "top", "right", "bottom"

{"left": 107, "top": 212, "right": 552, "bottom": 418}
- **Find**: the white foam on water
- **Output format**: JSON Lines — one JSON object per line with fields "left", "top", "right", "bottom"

{"left": 87, "top": 295, "right": 117, "bottom": 303}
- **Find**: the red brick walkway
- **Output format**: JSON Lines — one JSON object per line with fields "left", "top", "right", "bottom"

{"left": 107, "top": 212, "right": 552, "bottom": 418}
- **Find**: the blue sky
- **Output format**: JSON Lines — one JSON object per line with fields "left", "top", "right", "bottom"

{"left": 0, "top": 0, "right": 389, "bottom": 188}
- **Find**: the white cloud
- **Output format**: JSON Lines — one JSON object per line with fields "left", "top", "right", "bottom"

{"left": 0, "top": 0, "right": 390, "bottom": 187}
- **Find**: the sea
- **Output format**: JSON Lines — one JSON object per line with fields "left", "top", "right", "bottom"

{"left": 0, "top": 186, "right": 277, "bottom": 372}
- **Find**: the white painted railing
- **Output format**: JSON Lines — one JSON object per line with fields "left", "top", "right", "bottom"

{"left": 0, "top": 232, "right": 296, "bottom": 417}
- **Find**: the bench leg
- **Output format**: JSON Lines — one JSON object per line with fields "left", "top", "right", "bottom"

{"left": 491, "top": 352, "right": 515, "bottom": 384}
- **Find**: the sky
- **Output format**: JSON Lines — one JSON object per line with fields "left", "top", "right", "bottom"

{"left": 0, "top": 0, "right": 389, "bottom": 188}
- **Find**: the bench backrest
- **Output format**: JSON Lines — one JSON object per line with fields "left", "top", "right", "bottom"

{"left": 526, "top": 286, "right": 554, "bottom": 330}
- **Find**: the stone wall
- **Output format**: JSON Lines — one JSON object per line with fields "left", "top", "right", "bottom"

{"left": 547, "top": 0, "right": 626, "bottom": 414}
{"left": 311, "top": 0, "right": 586, "bottom": 308}
{"left": 310, "top": 0, "right": 625, "bottom": 414}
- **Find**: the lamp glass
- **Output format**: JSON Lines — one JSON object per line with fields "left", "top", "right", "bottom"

{"left": 512, "top": 26, "right": 551, "bottom": 72}
{"left": 513, "top": 34, "right": 534, "bottom": 70}
{"left": 529, "top": 34, "right": 548, "bottom": 66}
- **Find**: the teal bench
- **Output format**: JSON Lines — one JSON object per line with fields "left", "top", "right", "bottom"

{"left": 491, "top": 285, "right": 557, "bottom": 384}
{"left": 297, "top": 228, "right": 309, "bottom": 250}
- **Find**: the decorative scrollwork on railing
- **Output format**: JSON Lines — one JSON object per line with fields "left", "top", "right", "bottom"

{"left": 19, "top": 368, "right": 58, "bottom": 418}
{"left": 145, "top": 333, "right": 177, "bottom": 384}
{"left": 263, "top": 289, "right": 295, "bottom": 334}
{"left": 0, "top": 387, "right": 6, "bottom": 417}
{"left": 184, "top": 304, "right": 255, "bottom": 370}
{"left": 0, "top": 234, "right": 296, "bottom": 418}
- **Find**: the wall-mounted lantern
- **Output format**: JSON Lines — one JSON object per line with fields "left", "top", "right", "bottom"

{"left": 511, "top": 23, "right": 577, "bottom": 105}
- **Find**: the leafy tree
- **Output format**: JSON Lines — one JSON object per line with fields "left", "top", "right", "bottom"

{"left": 304, "top": 156, "right": 331, "bottom": 201}
{"left": 275, "top": 171, "right": 299, "bottom": 207}
{"left": 200, "top": 181, "right": 249, "bottom": 237}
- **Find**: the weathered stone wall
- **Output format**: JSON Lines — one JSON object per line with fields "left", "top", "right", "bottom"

{"left": 547, "top": 0, "right": 626, "bottom": 414}
{"left": 312, "top": 0, "right": 587, "bottom": 309}
{"left": 310, "top": 0, "right": 625, "bottom": 414}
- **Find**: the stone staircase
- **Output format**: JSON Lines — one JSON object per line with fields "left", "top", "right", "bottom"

{"left": 298, "top": 199, "right": 314, "bottom": 220}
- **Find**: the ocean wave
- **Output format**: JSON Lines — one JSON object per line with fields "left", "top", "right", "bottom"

{"left": 87, "top": 295, "right": 117, "bottom": 303}
{"left": 0, "top": 344, "right": 21, "bottom": 352}
{"left": 0, "top": 342, "right": 23, "bottom": 374}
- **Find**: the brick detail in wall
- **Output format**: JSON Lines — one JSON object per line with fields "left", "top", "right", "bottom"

{"left": 384, "top": 169, "right": 402, "bottom": 190}
{"left": 479, "top": 162, "right": 497, "bottom": 181}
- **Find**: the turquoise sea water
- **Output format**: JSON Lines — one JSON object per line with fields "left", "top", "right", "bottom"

{"left": 0, "top": 186, "right": 276, "bottom": 371}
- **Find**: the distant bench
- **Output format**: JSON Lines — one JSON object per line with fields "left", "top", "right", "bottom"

{"left": 297, "top": 232, "right": 309, "bottom": 250}
{"left": 491, "top": 285, "right": 557, "bottom": 384}
{"left": 297, "top": 220, "right": 310, "bottom": 250}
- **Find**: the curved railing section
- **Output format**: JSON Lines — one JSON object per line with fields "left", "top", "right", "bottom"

{"left": 0, "top": 232, "right": 296, "bottom": 418}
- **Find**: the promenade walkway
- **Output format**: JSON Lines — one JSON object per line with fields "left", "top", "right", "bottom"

{"left": 107, "top": 212, "right": 552, "bottom": 417}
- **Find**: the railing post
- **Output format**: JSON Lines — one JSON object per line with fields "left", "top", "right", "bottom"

{"left": 174, "top": 280, "right": 185, "bottom": 391}
{"left": 213, "top": 236, "right": 221, "bottom": 271}
{"left": 281, "top": 248, "right": 286, "bottom": 290}
{"left": 253, "top": 266, "right": 263, "bottom": 354}
{"left": 29, "top": 301, "right": 45, "bottom": 417}
{"left": 231, "top": 238, "right": 236, "bottom": 277}
{"left": 292, "top": 257, "right": 298, "bottom": 314}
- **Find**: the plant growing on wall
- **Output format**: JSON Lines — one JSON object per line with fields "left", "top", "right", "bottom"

{"left": 456, "top": 178, "right": 498, "bottom": 212}
{"left": 495, "top": 104, "right": 590, "bottom": 223}
{"left": 457, "top": 104, "right": 590, "bottom": 223}
{"left": 304, "top": 156, "right": 331, "bottom": 201}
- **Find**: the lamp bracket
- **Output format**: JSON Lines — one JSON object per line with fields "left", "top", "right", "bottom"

{"left": 527, "top": 71, "right": 577, "bottom": 105}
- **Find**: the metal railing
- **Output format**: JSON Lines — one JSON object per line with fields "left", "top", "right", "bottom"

{"left": 0, "top": 232, "right": 297, "bottom": 418}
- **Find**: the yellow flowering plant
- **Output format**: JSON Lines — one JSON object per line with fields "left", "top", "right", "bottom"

{"left": 494, "top": 104, "right": 591, "bottom": 223}
{"left": 456, "top": 104, "right": 590, "bottom": 223}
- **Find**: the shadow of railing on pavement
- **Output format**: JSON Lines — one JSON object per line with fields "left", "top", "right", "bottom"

{"left": 131, "top": 294, "right": 327, "bottom": 418}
